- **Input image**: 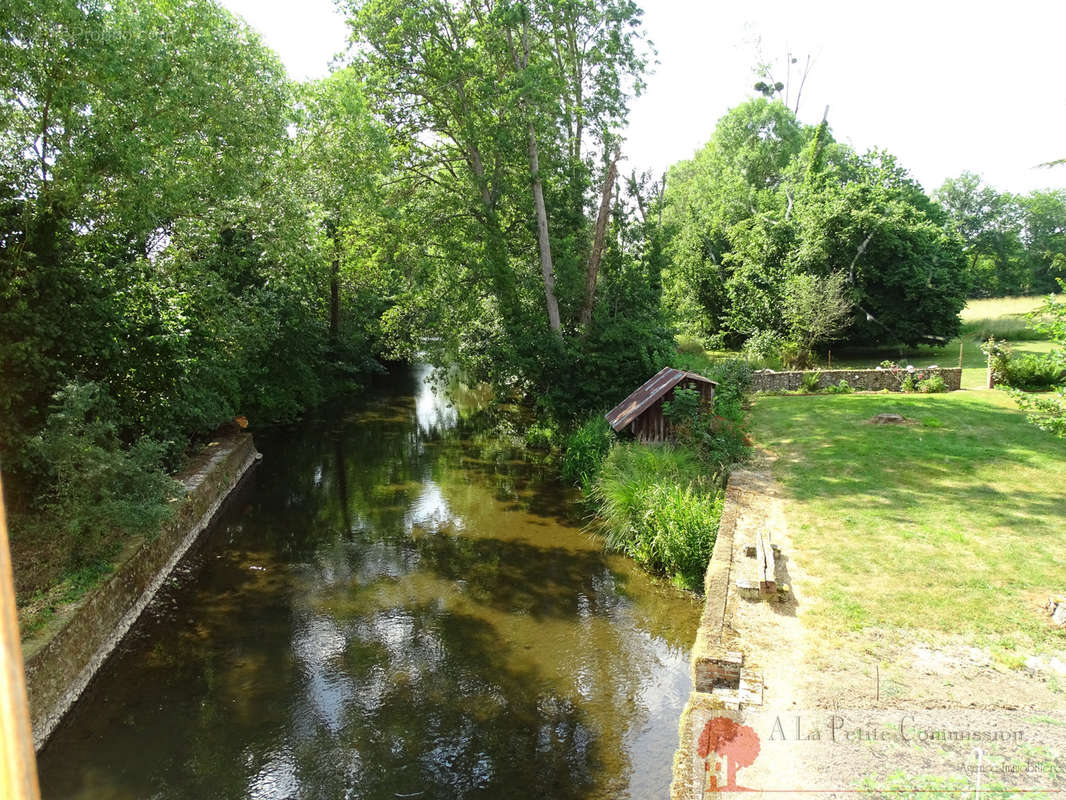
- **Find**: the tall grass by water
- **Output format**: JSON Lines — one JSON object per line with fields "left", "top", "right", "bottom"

{"left": 589, "top": 444, "right": 724, "bottom": 592}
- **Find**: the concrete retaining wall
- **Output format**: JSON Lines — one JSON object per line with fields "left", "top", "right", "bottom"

{"left": 751, "top": 366, "right": 962, "bottom": 393}
{"left": 22, "top": 434, "right": 259, "bottom": 750}
{"left": 671, "top": 470, "right": 745, "bottom": 799}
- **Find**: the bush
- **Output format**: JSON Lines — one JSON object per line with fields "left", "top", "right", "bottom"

{"left": 1002, "top": 354, "right": 1065, "bottom": 391}
{"left": 1011, "top": 387, "right": 1066, "bottom": 437}
{"left": 591, "top": 444, "right": 723, "bottom": 590}
{"left": 663, "top": 385, "right": 750, "bottom": 470}
{"left": 24, "top": 383, "right": 181, "bottom": 582}
{"left": 523, "top": 421, "right": 558, "bottom": 451}
{"left": 799, "top": 370, "right": 821, "bottom": 393}
{"left": 560, "top": 414, "right": 615, "bottom": 489}
{"left": 742, "top": 330, "right": 780, "bottom": 363}
{"left": 825, "top": 379, "right": 853, "bottom": 394}
{"left": 916, "top": 374, "right": 947, "bottom": 393}
{"left": 703, "top": 358, "right": 754, "bottom": 407}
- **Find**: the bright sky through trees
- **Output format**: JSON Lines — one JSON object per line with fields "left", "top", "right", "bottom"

{"left": 219, "top": 0, "right": 1066, "bottom": 196}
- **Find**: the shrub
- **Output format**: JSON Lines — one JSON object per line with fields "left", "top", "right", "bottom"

{"left": 560, "top": 414, "right": 615, "bottom": 489}
{"left": 663, "top": 386, "right": 750, "bottom": 470}
{"left": 825, "top": 379, "right": 853, "bottom": 394}
{"left": 591, "top": 444, "right": 723, "bottom": 590}
{"left": 704, "top": 358, "right": 754, "bottom": 407}
{"left": 523, "top": 421, "right": 558, "bottom": 450}
{"left": 1011, "top": 387, "right": 1066, "bottom": 437}
{"left": 742, "top": 330, "right": 780, "bottom": 363}
{"left": 799, "top": 370, "right": 822, "bottom": 393}
{"left": 25, "top": 383, "right": 181, "bottom": 577}
{"left": 916, "top": 374, "right": 947, "bottom": 393}
{"left": 1003, "top": 354, "right": 1065, "bottom": 391}
{"left": 900, "top": 373, "right": 916, "bottom": 393}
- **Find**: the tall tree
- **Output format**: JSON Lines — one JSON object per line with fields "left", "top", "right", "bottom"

{"left": 935, "top": 173, "right": 1025, "bottom": 296}
{"left": 344, "top": 0, "right": 660, "bottom": 412}
{"left": 1019, "top": 190, "right": 1066, "bottom": 294}
{"left": 663, "top": 100, "right": 968, "bottom": 348}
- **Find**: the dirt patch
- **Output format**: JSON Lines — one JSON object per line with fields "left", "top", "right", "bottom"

{"left": 866, "top": 413, "right": 916, "bottom": 425}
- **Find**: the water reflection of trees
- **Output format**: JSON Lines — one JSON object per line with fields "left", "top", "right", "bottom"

{"left": 39, "top": 367, "right": 696, "bottom": 800}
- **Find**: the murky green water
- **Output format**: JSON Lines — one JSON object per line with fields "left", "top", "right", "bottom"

{"left": 37, "top": 366, "right": 699, "bottom": 800}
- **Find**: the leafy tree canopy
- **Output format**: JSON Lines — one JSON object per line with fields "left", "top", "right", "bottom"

{"left": 663, "top": 99, "right": 969, "bottom": 348}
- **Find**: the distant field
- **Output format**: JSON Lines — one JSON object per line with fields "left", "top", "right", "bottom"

{"left": 960, "top": 294, "right": 1051, "bottom": 322}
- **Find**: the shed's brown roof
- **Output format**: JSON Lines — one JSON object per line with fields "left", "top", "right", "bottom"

{"left": 604, "top": 367, "right": 717, "bottom": 432}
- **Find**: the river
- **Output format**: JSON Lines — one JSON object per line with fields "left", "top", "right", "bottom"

{"left": 37, "top": 365, "right": 699, "bottom": 800}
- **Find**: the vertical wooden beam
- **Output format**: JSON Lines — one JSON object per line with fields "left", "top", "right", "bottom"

{"left": 0, "top": 473, "right": 40, "bottom": 800}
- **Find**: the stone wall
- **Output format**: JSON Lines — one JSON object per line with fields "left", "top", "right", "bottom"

{"left": 23, "top": 434, "right": 259, "bottom": 750}
{"left": 751, "top": 366, "right": 962, "bottom": 393}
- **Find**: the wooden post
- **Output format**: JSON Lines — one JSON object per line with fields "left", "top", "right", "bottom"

{"left": 0, "top": 473, "right": 41, "bottom": 799}
{"left": 958, "top": 340, "right": 964, "bottom": 371}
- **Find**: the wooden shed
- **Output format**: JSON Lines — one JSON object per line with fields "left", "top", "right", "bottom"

{"left": 605, "top": 367, "right": 717, "bottom": 442}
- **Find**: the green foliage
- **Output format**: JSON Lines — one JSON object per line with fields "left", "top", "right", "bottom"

{"left": 661, "top": 387, "right": 704, "bottom": 429}
{"left": 523, "top": 421, "right": 559, "bottom": 451}
{"left": 981, "top": 337, "right": 1012, "bottom": 386}
{"left": 1002, "top": 354, "right": 1065, "bottom": 391}
{"left": 0, "top": 0, "right": 398, "bottom": 606}
{"left": 1030, "top": 285, "right": 1066, "bottom": 348}
{"left": 702, "top": 357, "right": 755, "bottom": 406}
{"left": 799, "top": 370, "right": 822, "bottom": 393}
{"left": 24, "top": 383, "right": 180, "bottom": 582}
{"left": 781, "top": 271, "right": 854, "bottom": 367}
{"left": 591, "top": 444, "right": 723, "bottom": 591}
{"left": 1011, "top": 387, "right": 1066, "bottom": 437}
{"left": 663, "top": 101, "right": 968, "bottom": 349}
{"left": 824, "top": 379, "right": 853, "bottom": 394}
{"left": 915, "top": 374, "right": 947, "bottom": 393}
{"left": 676, "top": 334, "right": 708, "bottom": 354}
{"left": 561, "top": 414, "right": 616, "bottom": 490}
{"left": 347, "top": 0, "right": 665, "bottom": 424}
{"left": 1009, "top": 282, "right": 1066, "bottom": 436}
{"left": 741, "top": 329, "right": 781, "bottom": 362}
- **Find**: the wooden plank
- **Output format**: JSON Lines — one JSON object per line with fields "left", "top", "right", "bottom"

{"left": 0, "top": 473, "right": 41, "bottom": 799}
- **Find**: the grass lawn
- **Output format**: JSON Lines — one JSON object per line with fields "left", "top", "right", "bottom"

{"left": 750, "top": 390, "right": 1066, "bottom": 661}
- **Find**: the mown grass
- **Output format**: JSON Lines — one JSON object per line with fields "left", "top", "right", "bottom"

{"left": 750, "top": 392, "right": 1066, "bottom": 656}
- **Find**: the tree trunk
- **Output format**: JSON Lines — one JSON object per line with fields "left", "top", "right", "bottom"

{"left": 527, "top": 124, "right": 562, "bottom": 335}
{"left": 580, "top": 147, "right": 620, "bottom": 326}
{"left": 512, "top": 11, "right": 562, "bottom": 338}
{"left": 329, "top": 254, "right": 340, "bottom": 349}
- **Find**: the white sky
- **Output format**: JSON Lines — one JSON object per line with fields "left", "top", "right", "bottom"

{"left": 219, "top": 0, "right": 1066, "bottom": 195}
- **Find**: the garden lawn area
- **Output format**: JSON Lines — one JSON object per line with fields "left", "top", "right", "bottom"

{"left": 750, "top": 390, "right": 1066, "bottom": 659}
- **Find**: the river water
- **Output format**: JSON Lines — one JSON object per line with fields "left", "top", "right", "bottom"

{"left": 37, "top": 365, "right": 699, "bottom": 800}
